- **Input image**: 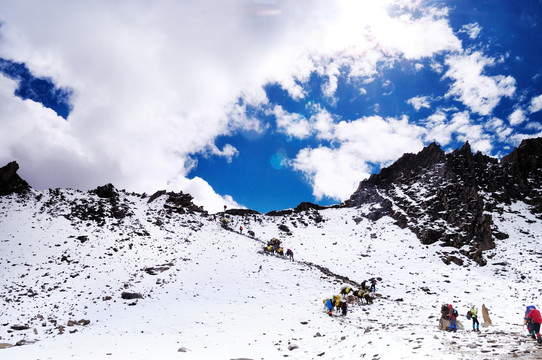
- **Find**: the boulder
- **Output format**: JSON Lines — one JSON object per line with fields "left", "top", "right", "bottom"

{"left": 0, "top": 161, "right": 30, "bottom": 196}
{"left": 482, "top": 304, "right": 492, "bottom": 326}
{"left": 121, "top": 292, "right": 143, "bottom": 300}
{"left": 92, "top": 183, "right": 118, "bottom": 199}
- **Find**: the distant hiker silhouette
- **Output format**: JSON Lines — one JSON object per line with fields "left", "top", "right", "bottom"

{"left": 369, "top": 278, "right": 377, "bottom": 292}
{"left": 286, "top": 248, "right": 294, "bottom": 261}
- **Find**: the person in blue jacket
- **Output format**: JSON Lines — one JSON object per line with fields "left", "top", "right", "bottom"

{"left": 323, "top": 295, "right": 340, "bottom": 316}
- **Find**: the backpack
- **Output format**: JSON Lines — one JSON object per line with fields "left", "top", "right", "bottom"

{"left": 453, "top": 309, "right": 458, "bottom": 318}
{"left": 466, "top": 310, "right": 472, "bottom": 320}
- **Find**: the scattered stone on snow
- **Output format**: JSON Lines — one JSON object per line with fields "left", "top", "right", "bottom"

{"left": 10, "top": 325, "right": 29, "bottom": 331}
{"left": 121, "top": 292, "right": 143, "bottom": 300}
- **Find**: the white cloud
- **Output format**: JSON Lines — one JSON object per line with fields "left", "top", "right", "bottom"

{"left": 407, "top": 95, "right": 431, "bottom": 110}
{"left": 444, "top": 52, "right": 516, "bottom": 115}
{"left": 430, "top": 61, "right": 444, "bottom": 73}
{"left": 485, "top": 117, "right": 513, "bottom": 141}
{"left": 529, "top": 94, "right": 542, "bottom": 113}
{"left": 423, "top": 110, "right": 492, "bottom": 152}
{"left": 525, "top": 122, "right": 542, "bottom": 131}
{"left": 292, "top": 146, "right": 372, "bottom": 201}
{"left": 0, "top": 0, "right": 476, "bottom": 209}
{"left": 461, "top": 23, "right": 482, "bottom": 39}
{"left": 423, "top": 111, "right": 455, "bottom": 145}
{"left": 270, "top": 105, "right": 311, "bottom": 139}
{"left": 207, "top": 144, "right": 239, "bottom": 163}
{"left": 367, "top": 9, "right": 462, "bottom": 60}
{"left": 168, "top": 175, "right": 243, "bottom": 213}
{"left": 312, "top": 108, "right": 336, "bottom": 140}
{"left": 508, "top": 108, "right": 526, "bottom": 126}
{"left": 291, "top": 114, "right": 425, "bottom": 200}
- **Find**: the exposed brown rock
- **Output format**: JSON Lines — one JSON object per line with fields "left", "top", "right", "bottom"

{"left": 482, "top": 304, "right": 492, "bottom": 326}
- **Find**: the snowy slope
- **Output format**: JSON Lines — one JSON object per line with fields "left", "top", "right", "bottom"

{"left": 1, "top": 189, "right": 542, "bottom": 360}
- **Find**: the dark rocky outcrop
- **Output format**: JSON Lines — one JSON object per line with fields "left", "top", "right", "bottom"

{"left": 165, "top": 191, "right": 206, "bottom": 214}
{"left": 147, "top": 190, "right": 167, "bottom": 203}
{"left": 225, "top": 208, "right": 261, "bottom": 216}
{"left": 0, "top": 161, "right": 30, "bottom": 196}
{"left": 294, "top": 202, "right": 327, "bottom": 212}
{"left": 266, "top": 209, "right": 294, "bottom": 216}
{"left": 344, "top": 137, "right": 542, "bottom": 266}
{"left": 266, "top": 202, "right": 330, "bottom": 216}
{"left": 92, "top": 183, "right": 118, "bottom": 199}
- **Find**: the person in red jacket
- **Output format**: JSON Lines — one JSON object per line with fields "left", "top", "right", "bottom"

{"left": 448, "top": 304, "right": 457, "bottom": 332}
{"left": 525, "top": 307, "right": 542, "bottom": 343}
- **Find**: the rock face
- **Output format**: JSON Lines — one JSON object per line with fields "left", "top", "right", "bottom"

{"left": 0, "top": 161, "right": 30, "bottom": 196}
{"left": 345, "top": 137, "right": 542, "bottom": 265}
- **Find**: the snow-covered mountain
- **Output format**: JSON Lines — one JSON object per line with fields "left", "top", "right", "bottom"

{"left": 1, "top": 139, "right": 542, "bottom": 360}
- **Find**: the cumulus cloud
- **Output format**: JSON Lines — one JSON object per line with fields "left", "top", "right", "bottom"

{"left": 508, "top": 108, "right": 526, "bottom": 126}
{"left": 1, "top": 0, "right": 338, "bottom": 211}
{"left": 529, "top": 94, "right": 542, "bottom": 113}
{"left": 485, "top": 117, "right": 513, "bottom": 141}
{"left": 444, "top": 52, "right": 516, "bottom": 115}
{"left": 0, "top": 0, "right": 501, "bottom": 210}
{"left": 270, "top": 105, "right": 311, "bottom": 139}
{"left": 291, "top": 112, "right": 425, "bottom": 200}
{"left": 407, "top": 95, "right": 431, "bottom": 110}
{"left": 423, "top": 110, "right": 492, "bottom": 152}
{"left": 367, "top": 7, "right": 462, "bottom": 59}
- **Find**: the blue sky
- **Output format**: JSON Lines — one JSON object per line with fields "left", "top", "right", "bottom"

{"left": 0, "top": 0, "right": 541, "bottom": 213}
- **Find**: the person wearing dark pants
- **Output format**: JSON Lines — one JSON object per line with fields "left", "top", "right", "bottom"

{"left": 470, "top": 305, "right": 480, "bottom": 332}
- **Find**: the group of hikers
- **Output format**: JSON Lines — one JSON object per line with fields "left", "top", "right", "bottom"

{"left": 230, "top": 214, "right": 542, "bottom": 347}
{"left": 263, "top": 238, "right": 294, "bottom": 261}
{"left": 323, "top": 279, "right": 377, "bottom": 317}
{"left": 445, "top": 304, "right": 480, "bottom": 332}
{"left": 446, "top": 303, "right": 542, "bottom": 345}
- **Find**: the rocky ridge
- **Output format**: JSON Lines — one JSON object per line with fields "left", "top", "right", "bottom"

{"left": 344, "top": 137, "right": 542, "bottom": 265}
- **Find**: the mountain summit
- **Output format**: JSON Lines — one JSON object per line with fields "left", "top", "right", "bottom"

{"left": 345, "top": 137, "right": 542, "bottom": 265}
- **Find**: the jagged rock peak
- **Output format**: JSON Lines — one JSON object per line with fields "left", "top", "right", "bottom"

{"left": 0, "top": 161, "right": 30, "bottom": 196}
{"left": 344, "top": 138, "right": 542, "bottom": 266}
{"left": 459, "top": 140, "right": 472, "bottom": 154}
{"left": 92, "top": 183, "right": 118, "bottom": 199}
{"left": 501, "top": 137, "right": 542, "bottom": 170}
{"left": 366, "top": 142, "right": 445, "bottom": 186}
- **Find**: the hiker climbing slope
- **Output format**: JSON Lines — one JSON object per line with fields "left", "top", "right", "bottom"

{"left": 525, "top": 305, "right": 537, "bottom": 339}
{"left": 525, "top": 306, "right": 542, "bottom": 343}
{"left": 286, "top": 248, "right": 294, "bottom": 261}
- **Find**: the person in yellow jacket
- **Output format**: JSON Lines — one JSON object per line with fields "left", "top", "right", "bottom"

{"left": 323, "top": 295, "right": 341, "bottom": 316}
{"left": 470, "top": 305, "right": 480, "bottom": 332}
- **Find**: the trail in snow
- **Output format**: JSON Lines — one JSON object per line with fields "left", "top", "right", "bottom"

{"left": 1, "top": 191, "right": 542, "bottom": 359}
